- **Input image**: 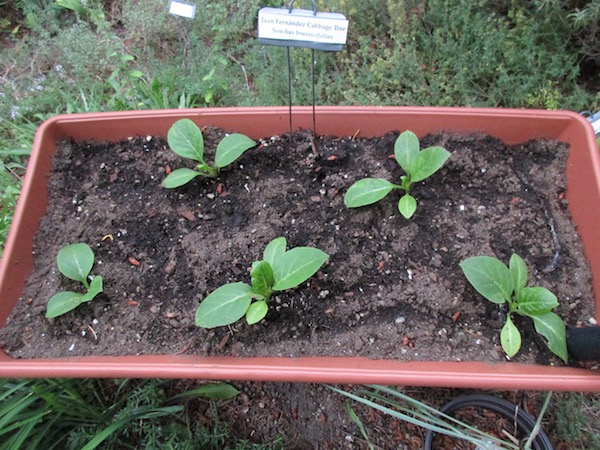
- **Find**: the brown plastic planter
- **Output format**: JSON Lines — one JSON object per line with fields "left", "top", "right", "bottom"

{"left": 1, "top": 107, "right": 599, "bottom": 390}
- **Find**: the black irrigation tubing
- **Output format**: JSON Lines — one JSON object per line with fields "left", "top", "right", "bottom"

{"left": 540, "top": 204, "right": 561, "bottom": 274}
{"left": 567, "top": 325, "right": 600, "bottom": 361}
{"left": 512, "top": 167, "right": 561, "bottom": 273}
{"left": 423, "top": 394, "right": 553, "bottom": 450}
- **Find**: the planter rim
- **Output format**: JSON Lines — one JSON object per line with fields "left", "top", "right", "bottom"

{"left": 1, "top": 106, "right": 598, "bottom": 389}
{"left": 34, "top": 105, "right": 589, "bottom": 128}
{"left": 0, "top": 355, "right": 598, "bottom": 391}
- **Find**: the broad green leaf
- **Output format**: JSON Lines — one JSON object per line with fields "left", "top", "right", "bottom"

{"left": 251, "top": 261, "right": 274, "bottom": 298}
{"left": 509, "top": 253, "right": 528, "bottom": 295}
{"left": 46, "top": 291, "right": 84, "bottom": 318}
{"left": 162, "top": 168, "right": 201, "bottom": 188}
{"left": 500, "top": 315, "right": 522, "bottom": 358}
{"left": 170, "top": 383, "right": 240, "bottom": 401}
{"left": 531, "top": 312, "right": 568, "bottom": 363}
{"left": 167, "top": 118, "right": 204, "bottom": 162}
{"left": 409, "top": 146, "right": 451, "bottom": 182}
{"left": 459, "top": 256, "right": 513, "bottom": 304}
{"left": 344, "top": 178, "right": 395, "bottom": 208}
{"left": 263, "top": 237, "right": 287, "bottom": 267}
{"left": 57, "top": 243, "right": 94, "bottom": 283}
{"left": 214, "top": 133, "right": 256, "bottom": 168}
{"left": 246, "top": 300, "right": 268, "bottom": 325}
{"left": 195, "top": 282, "right": 253, "bottom": 328}
{"left": 394, "top": 131, "right": 420, "bottom": 172}
{"left": 272, "top": 247, "right": 329, "bottom": 291}
{"left": 81, "top": 276, "right": 103, "bottom": 303}
{"left": 398, "top": 193, "right": 417, "bottom": 219}
{"left": 345, "top": 401, "right": 375, "bottom": 450}
{"left": 516, "top": 286, "right": 558, "bottom": 316}
{"left": 127, "top": 69, "right": 144, "bottom": 78}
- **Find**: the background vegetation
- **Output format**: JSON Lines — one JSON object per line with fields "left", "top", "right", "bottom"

{"left": 0, "top": 0, "right": 598, "bottom": 250}
{"left": 0, "top": 0, "right": 598, "bottom": 447}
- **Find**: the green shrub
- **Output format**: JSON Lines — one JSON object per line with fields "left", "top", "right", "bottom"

{"left": 552, "top": 393, "right": 600, "bottom": 447}
{"left": 0, "top": 378, "right": 283, "bottom": 450}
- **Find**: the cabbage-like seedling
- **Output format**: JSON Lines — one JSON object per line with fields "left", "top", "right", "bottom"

{"left": 344, "top": 130, "right": 450, "bottom": 219}
{"left": 46, "top": 243, "right": 104, "bottom": 318}
{"left": 460, "top": 253, "right": 567, "bottom": 363}
{"left": 196, "top": 237, "right": 329, "bottom": 328}
{"left": 162, "top": 118, "right": 256, "bottom": 188}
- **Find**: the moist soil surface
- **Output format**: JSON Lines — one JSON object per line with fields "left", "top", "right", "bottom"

{"left": 0, "top": 128, "right": 595, "bottom": 365}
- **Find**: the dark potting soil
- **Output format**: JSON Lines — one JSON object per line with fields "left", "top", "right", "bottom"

{"left": 0, "top": 127, "right": 595, "bottom": 365}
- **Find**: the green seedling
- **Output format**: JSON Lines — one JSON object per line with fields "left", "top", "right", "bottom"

{"left": 460, "top": 253, "right": 567, "bottom": 363}
{"left": 46, "top": 243, "right": 103, "bottom": 318}
{"left": 196, "top": 237, "right": 329, "bottom": 329}
{"left": 344, "top": 130, "right": 450, "bottom": 219}
{"left": 162, "top": 118, "right": 256, "bottom": 188}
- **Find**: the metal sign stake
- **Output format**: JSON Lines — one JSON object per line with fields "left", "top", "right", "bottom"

{"left": 312, "top": 48, "right": 317, "bottom": 136}
{"left": 168, "top": 0, "right": 197, "bottom": 65}
{"left": 287, "top": 47, "right": 293, "bottom": 135}
{"left": 258, "top": 0, "right": 349, "bottom": 137}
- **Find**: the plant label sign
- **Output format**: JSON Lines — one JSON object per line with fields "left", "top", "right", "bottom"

{"left": 258, "top": 7, "right": 348, "bottom": 51}
{"left": 169, "top": 0, "right": 196, "bottom": 19}
{"left": 586, "top": 111, "right": 600, "bottom": 136}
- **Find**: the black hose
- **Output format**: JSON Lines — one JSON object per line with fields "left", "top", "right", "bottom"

{"left": 423, "top": 394, "right": 553, "bottom": 450}
{"left": 567, "top": 326, "right": 600, "bottom": 361}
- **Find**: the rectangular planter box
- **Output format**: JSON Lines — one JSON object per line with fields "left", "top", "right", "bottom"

{"left": 0, "top": 106, "right": 599, "bottom": 391}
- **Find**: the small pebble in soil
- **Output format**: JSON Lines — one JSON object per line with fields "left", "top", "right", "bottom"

{"left": 164, "top": 259, "right": 176, "bottom": 274}
{"left": 395, "top": 316, "right": 406, "bottom": 325}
